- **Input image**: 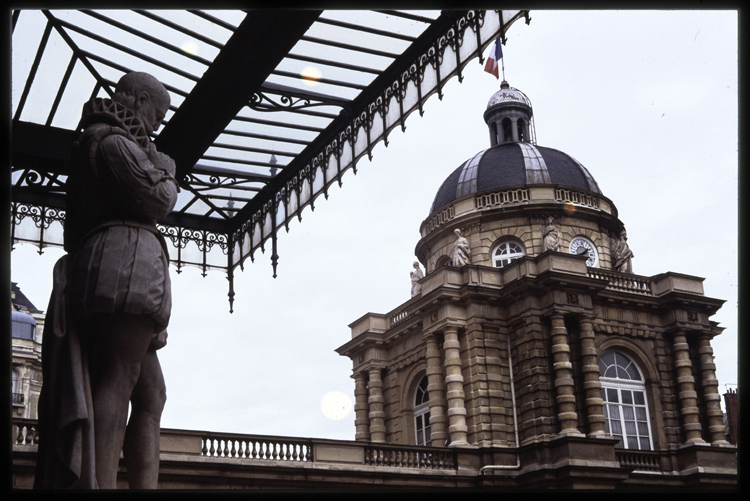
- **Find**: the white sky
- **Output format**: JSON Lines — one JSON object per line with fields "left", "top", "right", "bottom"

{"left": 10, "top": 10, "right": 738, "bottom": 441}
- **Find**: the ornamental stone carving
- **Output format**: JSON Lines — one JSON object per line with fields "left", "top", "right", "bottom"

{"left": 451, "top": 229, "right": 471, "bottom": 267}
{"left": 410, "top": 261, "right": 424, "bottom": 297}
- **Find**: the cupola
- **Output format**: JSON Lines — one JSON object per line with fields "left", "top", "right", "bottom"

{"left": 483, "top": 80, "right": 536, "bottom": 145}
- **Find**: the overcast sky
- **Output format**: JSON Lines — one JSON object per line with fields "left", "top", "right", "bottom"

{"left": 11, "top": 10, "right": 738, "bottom": 441}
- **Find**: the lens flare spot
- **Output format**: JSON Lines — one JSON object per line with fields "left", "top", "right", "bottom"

{"left": 301, "top": 66, "right": 322, "bottom": 86}
{"left": 321, "top": 391, "right": 352, "bottom": 421}
{"left": 564, "top": 202, "right": 576, "bottom": 214}
{"left": 181, "top": 40, "right": 199, "bottom": 56}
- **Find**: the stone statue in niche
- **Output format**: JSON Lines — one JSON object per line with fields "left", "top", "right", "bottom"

{"left": 613, "top": 229, "right": 634, "bottom": 274}
{"left": 542, "top": 216, "right": 561, "bottom": 252}
{"left": 451, "top": 229, "right": 471, "bottom": 267}
{"left": 35, "top": 72, "right": 178, "bottom": 489}
{"left": 410, "top": 261, "right": 424, "bottom": 297}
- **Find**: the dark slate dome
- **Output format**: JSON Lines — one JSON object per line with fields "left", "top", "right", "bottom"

{"left": 430, "top": 142, "right": 601, "bottom": 214}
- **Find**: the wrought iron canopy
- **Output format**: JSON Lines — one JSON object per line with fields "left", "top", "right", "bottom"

{"left": 11, "top": 9, "right": 530, "bottom": 310}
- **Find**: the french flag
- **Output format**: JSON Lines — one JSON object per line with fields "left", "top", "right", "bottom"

{"left": 484, "top": 39, "right": 503, "bottom": 79}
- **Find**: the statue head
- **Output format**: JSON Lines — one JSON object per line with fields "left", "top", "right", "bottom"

{"left": 454, "top": 229, "right": 462, "bottom": 238}
{"left": 620, "top": 230, "right": 628, "bottom": 240}
{"left": 413, "top": 261, "right": 420, "bottom": 268}
{"left": 113, "top": 72, "right": 171, "bottom": 134}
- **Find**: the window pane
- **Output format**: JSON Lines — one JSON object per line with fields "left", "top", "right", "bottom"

{"left": 622, "top": 390, "right": 633, "bottom": 404}
{"left": 623, "top": 407, "right": 634, "bottom": 420}
{"left": 637, "top": 420, "right": 649, "bottom": 435}
{"left": 607, "top": 388, "right": 619, "bottom": 403}
{"left": 610, "top": 419, "right": 622, "bottom": 434}
{"left": 627, "top": 436, "right": 638, "bottom": 449}
{"left": 626, "top": 363, "right": 641, "bottom": 381}
{"left": 600, "top": 351, "right": 615, "bottom": 367}
{"left": 634, "top": 391, "right": 645, "bottom": 405}
{"left": 625, "top": 420, "right": 636, "bottom": 435}
{"left": 635, "top": 407, "right": 646, "bottom": 420}
{"left": 639, "top": 437, "right": 650, "bottom": 450}
{"left": 608, "top": 404, "right": 620, "bottom": 419}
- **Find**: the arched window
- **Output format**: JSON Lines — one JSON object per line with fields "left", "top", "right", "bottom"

{"left": 502, "top": 117, "right": 512, "bottom": 143}
{"left": 12, "top": 368, "right": 23, "bottom": 405}
{"left": 492, "top": 241, "right": 525, "bottom": 268}
{"left": 436, "top": 255, "right": 454, "bottom": 269}
{"left": 414, "top": 376, "right": 431, "bottom": 446}
{"left": 518, "top": 118, "right": 526, "bottom": 142}
{"left": 598, "top": 351, "right": 653, "bottom": 450}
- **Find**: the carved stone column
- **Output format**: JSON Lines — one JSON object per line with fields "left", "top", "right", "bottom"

{"left": 697, "top": 335, "right": 729, "bottom": 445}
{"left": 443, "top": 327, "right": 469, "bottom": 446}
{"left": 579, "top": 314, "right": 606, "bottom": 437}
{"left": 672, "top": 331, "right": 705, "bottom": 443}
{"left": 353, "top": 372, "right": 370, "bottom": 442}
{"left": 425, "top": 334, "right": 448, "bottom": 446}
{"left": 367, "top": 367, "right": 386, "bottom": 443}
{"left": 550, "top": 311, "right": 583, "bottom": 436}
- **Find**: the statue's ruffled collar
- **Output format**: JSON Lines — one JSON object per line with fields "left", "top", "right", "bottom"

{"left": 80, "top": 98, "right": 150, "bottom": 150}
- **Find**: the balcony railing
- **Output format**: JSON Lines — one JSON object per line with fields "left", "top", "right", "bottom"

{"left": 13, "top": 393, "right": 25, "bottom": 405}
{"left": 616, "top": 450, "right": 661, "bottom": 471}
{"left": 12, "top": 418, "right": 38, "bottom": 447}
{"left": 201, "top": 433, "right": 312, "bottom": 462}
{"left": 365, "top": 444, "right": 456, "bottom": 470}
{"left": 587, "top": 269, "right": 653, "bottom": 295}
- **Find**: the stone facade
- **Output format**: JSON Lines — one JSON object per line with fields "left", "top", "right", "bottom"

{"left": 336, "top": 82, "right": 736, "bottom": 489}
{"left": 11, "top": 283, "right": 44, "bottom": 422}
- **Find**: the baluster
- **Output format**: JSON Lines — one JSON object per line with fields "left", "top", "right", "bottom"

{"left": 251, "top": 441, "right": 258, "bottom": 459}
{"left": 202, "top": 438, "right": 208, "bottom": 456}
{"left": 274, "top": 442, "right": 280, "bottom": 460}
{"left": 292, "top": 443, "right": 299, "bottom": 461}
{"left": 209, "top": 438, "right": 216, "bottom": 457}
{"left": 27, "top": 426, "right": 36, "bottom": 445}
{"left": 230, "top": 439, "right": 237, "bottom": 458}
{"left": 16, "top": 425, "right": 24, "bottom": 445}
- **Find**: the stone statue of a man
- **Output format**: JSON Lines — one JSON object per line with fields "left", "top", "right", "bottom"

{"left": 614, "top": 229, "right": 634, "bottom": 274}
{"left": 35, "top": 72, "right": 178, "bottom": 489}
{"left": 410, "top": 261, "right": 424, "bottom": 297}
{"left": 451, "top": 229, "right": 471, "bottom": 267}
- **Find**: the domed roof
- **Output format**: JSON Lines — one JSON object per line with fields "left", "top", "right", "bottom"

{"left": 430, "top": 142, "right": 601, "bottom": 214}
{"left": 486, "top": 82, "right": 533, "bottom": 109}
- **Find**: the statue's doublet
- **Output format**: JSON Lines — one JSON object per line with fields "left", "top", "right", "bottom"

{"left": 65, "top": 98, "right": 178, "bottom": 332}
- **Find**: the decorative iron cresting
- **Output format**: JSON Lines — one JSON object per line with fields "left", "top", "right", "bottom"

{"left": 11, "top": 9, "right": 531, "bottom": 312}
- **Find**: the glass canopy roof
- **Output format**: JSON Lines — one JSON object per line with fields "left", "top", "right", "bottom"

{"left": 11, "top": 9, "right": 529, "bottom": 310}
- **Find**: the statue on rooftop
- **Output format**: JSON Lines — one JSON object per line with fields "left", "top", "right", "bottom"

{"left": 542, "top": 216, "right": 561, "bottom": 253}
{"left": 35, "top": 72, "right": 178, "bottom": 489}
{"left": 451, "top": 229, "right": 471, "bottom": 267}
{"left": 410, "top": 261, "right": 424, "bottom": 297}
{"left": 613, "top": 229, "right": 634, "bottom": 274}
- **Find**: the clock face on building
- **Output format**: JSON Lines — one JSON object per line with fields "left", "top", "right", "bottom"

{"left": 569, "top": 236, "right": 598, "bottom": 267}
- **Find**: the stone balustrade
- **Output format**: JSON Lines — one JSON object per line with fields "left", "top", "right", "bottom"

{"left": 615, "top": 450, "right": 662, "bottom": 471}
{"left": 202, "top": 433, "right": 312, "bottom": 462}
{"left": 364, "top": 444, "right": 456, "bottom": 470}
{"left": 587, "top": 269, "right": 653, "bottom": 295}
